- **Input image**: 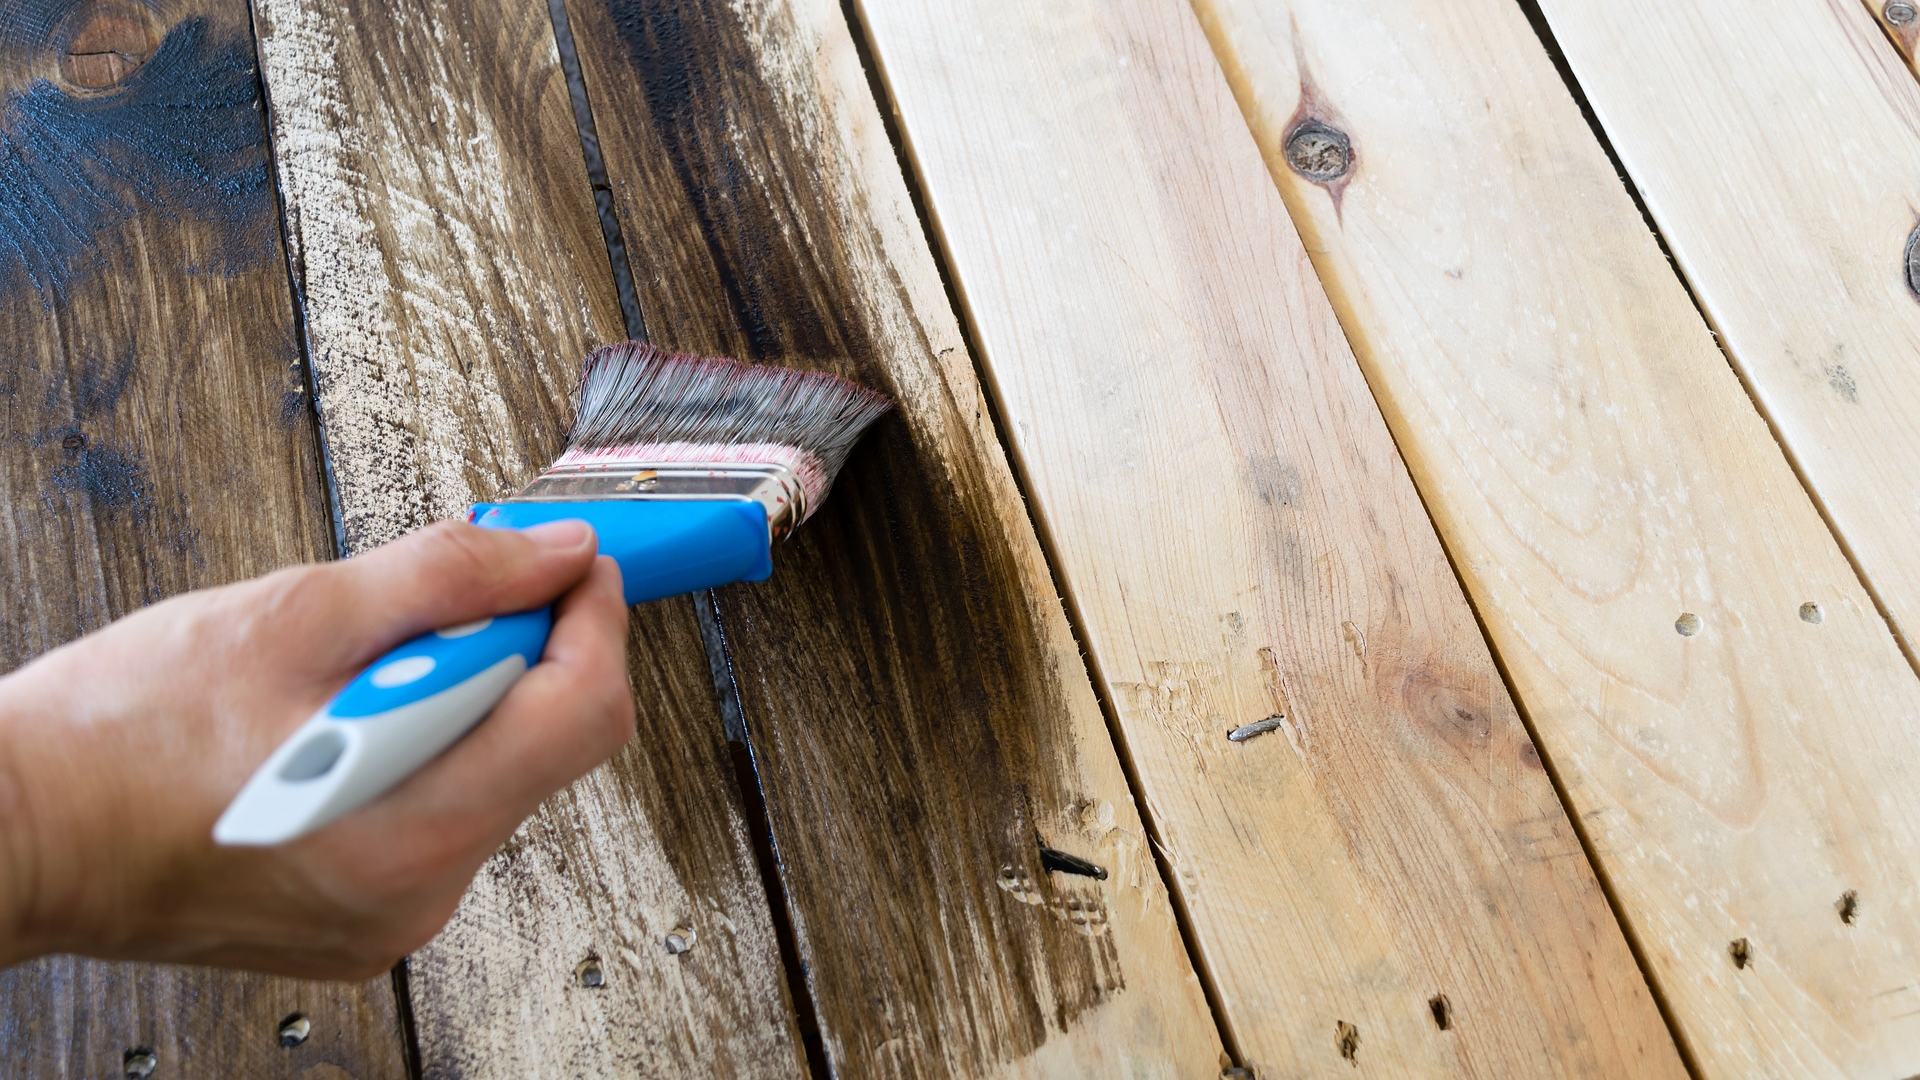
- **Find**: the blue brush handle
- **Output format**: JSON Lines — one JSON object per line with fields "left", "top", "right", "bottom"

{"left": 213, "top": 499, "right": 772, "bottom": 845}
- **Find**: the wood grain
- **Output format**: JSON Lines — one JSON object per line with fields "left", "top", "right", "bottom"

{"left": 1530, "top": 0, "right": 1920, "bottom": 656}
{"left": 854, "top": 0, "right": 1680, "bottom": 1075}
{"left": 566, "top": 0, "right": 1226, "bottom": 1073}
{"left": 0, "top": 0, "right": 406, "bottom": 1074}
{"left": 1195, "top": 0, "right": 1920, "bottom": 1074}
{"left": 250, "top": 0, "right": 804, "bottom": 1073}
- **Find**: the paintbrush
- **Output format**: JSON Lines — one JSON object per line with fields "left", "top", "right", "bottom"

{"left": 214, "top": 343, "right": 890, "bottom": 845}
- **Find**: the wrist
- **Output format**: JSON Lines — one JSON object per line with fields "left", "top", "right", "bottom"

{"left": 0, "top": 674, "right": 48, "bottom": 964}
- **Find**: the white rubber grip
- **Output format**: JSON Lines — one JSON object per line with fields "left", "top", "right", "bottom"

{"left": 212, "top": 655, "right": 528, "bottom": 845}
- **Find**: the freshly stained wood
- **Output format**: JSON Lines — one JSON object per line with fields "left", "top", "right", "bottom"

{"left": 1195, "top": 0, "right": 1920, "bottom": 1074}
{"left": 0, "top": 1, "right": 405, "bottom": 1074}
{"left": 854, "top": 0, "right": 1678, "bottom": 1074}
{"left": 1531, "top": 0, "right": 1920, "bottom": 654}
{"left": 566, "top": 0, "right": 1224, "bottom": 1072}
{"left": 251, "top": 0, "right": 802, "bottom": 1073}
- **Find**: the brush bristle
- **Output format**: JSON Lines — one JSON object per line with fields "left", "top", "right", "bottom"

{"left": 553, "top": 342, "right": 892, "bottom": 518}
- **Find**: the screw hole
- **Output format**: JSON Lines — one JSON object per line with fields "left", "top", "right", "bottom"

{"left": 1428, "top": 993, "right": 1452, "bottom": 1031}
{"left": 1335, "top": 1020, "right": 1359, "bottom": 1065}
{"left": 1675, "top": 612, "right": 1702, "bottom": 637}
{"left": 1284, "top": 119, "right": 1354, "bottom": 182}
{"left": 574, "top": 956, "right": 604, "bottom": 988}
{"left": 122, "top": 1047, "right": 157, "bottom": 1079}
{"left": 1729, "top": 937, "right": 1752, "bottom": 969}
{"left": 276, "top": 1012, "right": 310, "bottom": 1048}
{"left": 1838, "top": 890, "right": 1859, "bottom": 925}
{"left": 1891, "top": 1, "right": 1919, "bottom": 28}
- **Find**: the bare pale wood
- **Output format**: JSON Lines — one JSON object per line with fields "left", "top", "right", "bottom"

{"left": 0, "top": 1, "right": 406, "bottom": 1074}
{"left": 1194, "top": 0, "right": 1920, "bottom": 1075}
{"left": 566, "top": 0, "right": 1226, "bottom": 1073}
{"left": 251, "top": 0, "right": 803, "bottom": 1073}
{"left": 855, "top": 1, "right": 1675, "bottom": 1074}
{"left": 1531, "top": 0, "right": 1920, "bottom": 655}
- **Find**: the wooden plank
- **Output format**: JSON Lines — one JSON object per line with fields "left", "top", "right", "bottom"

{"left": 853, "top": 1, "right": 1684, "bottom": 1075}
{"left": 1194, "top": 0, "right": 1920, "bottom": 1075}
{"left": 250, "top": 0, "right": 805, "bottom": 1074}
{"left": 1872, "top": 0, "right": 1920, "bottom": 62}
{"left": 0, "top": 2, "right": 407, "bottom": 1075}
{"left": 1531, "top": 0, "right": 1920, "bottom": 654}
{"left": 565, "top": 0, "right": 1227, "bottom": 1073}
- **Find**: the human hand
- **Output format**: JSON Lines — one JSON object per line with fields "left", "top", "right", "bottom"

{"left": 0, "top": 519, "right": 635, "bottom": 977}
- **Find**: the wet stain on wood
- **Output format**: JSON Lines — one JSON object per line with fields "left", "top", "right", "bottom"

{"left": 0, "top": 9, "right": 275, "bottom": 299}
{"left": 0, "top": 2, "right": 403, "bottom": 1073}
{"left": 574, "top": 0, "right": 1184, "bottom": 1070}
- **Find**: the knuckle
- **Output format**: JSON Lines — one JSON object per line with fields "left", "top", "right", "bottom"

{"left": 417, "top": 521, "right": 503, "bottom": 589}
{"left": 236, "top": 565, "right": 334, "bottom": 639}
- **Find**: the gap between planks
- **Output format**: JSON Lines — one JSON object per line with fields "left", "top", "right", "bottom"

{"left": 540, "top": 3, "right": 831, "bottom": 1073}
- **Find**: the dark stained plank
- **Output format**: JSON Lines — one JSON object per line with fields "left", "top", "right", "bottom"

{"left": 249, "top": 0, "right": 805, "bottom": 1073}
{"left": 0, "top": 0, "right": 408, "bottom": 1075}
{"left": 567, "top": 0, "right": 1227, "bottom": 1073}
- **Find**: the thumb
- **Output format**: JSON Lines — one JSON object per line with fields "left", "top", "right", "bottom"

{"left": 320, "top": 519, "right": 599, "bottom": 655}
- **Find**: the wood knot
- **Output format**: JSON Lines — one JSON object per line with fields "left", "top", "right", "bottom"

{"left": 1888, "top": 0, "right": 1918, "bottom": 26}
{"left": 57, "top": 1, "right": 162, "bottom": 89}
{"left": 1284, "top": 119, "right": 1353, "bottom": 183}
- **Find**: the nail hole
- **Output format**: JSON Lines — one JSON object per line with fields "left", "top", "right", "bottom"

{"left": 1221, "top": 1069, "right": 1255, "bottom": 1079}
{"left": 1335, "top": 1020, "right": 1359, "bottom": 1065}
{"left": 1729, "top": 937, "right": 1752, "bottom": 969}
{"left": 276, "top": 1013, "right": 310, "bottom": 1048}
{"left": 61, "top": 432, "right": 86, "bottom": 450}
{"left": 122, "top": 1047, "right": 157, "bottom": 1079}
{"left": 1838, "top": 890, "right": 1859, "bottom": 925}
{"left": 1799, "top": 602, "right": 1823, "bottom": 624}
{"left": 1428, "top": 993, "right": 1452, "bottom": 1031}
{"left": 1038, "top": 843, "right": 1108, "bottom": 880}
{"left": 1675, "top": 612, "right": 1702, "bottom": 637}
{"left": 664, "top": 926, "right": 696, "bottom": 955}
{"left": 1907, "top": 222, "right": 1920, "bottom": 298}
{"left": 1227, "top": 714, "right": 1286, "bottom": 743}
{"left": 574, "top": 956, "right": 604, "bottom": 988}
{"left": 1284, "top": 119, "right": 1353, "bottom": 182}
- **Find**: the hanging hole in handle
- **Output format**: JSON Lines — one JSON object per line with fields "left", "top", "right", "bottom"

{"left": 278, "top": 729, "right": 348, "bottom": 782}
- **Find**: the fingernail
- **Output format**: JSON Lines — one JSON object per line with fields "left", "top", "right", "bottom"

{"left": 524, "top": 519, "right": 594, "bottom": 551}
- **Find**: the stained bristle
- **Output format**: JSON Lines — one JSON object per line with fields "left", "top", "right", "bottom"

{"left": 555, "top": 342, "right": 892, "bottom": 516}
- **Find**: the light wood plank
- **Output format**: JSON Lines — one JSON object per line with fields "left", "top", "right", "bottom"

{"left": 1194, "top": 0, "right": 1920, "bottom": 1074}
{"left": 1531, "top": 0, "right": 1920, "bottom": 653}
{"left": 250, "top": 0, "right": 804, "bottom": 1073}
{"left": 0, "top": 1, "right": 406, "bottom": 1074}
{"left": 856, "top": 1, "right": 1677, "bottom": 1074}
{"left": 566, "top": 0, "right": 1227, "bottom": 1073}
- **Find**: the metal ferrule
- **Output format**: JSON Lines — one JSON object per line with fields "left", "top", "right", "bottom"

{"left": 507, "top": 461, "right": 806, "bottom": 540}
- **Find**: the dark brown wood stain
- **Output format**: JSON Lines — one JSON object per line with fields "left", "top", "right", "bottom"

{"left": 569, "top": 0, "right": 1182, "bottom": 1071}
{"left": 247, "top": 0, "right": 806, "bottom": 1072}
{"left": 0, "top": 1, "right": 406, "bottom": 1075}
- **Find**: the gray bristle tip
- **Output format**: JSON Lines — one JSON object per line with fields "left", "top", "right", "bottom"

{"left": 567, "top": 341, "right": 892, "bottom": 488}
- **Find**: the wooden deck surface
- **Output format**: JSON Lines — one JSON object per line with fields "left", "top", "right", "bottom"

{"left": 3, "top": 0, "right": 1918, "bottom": 1076}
